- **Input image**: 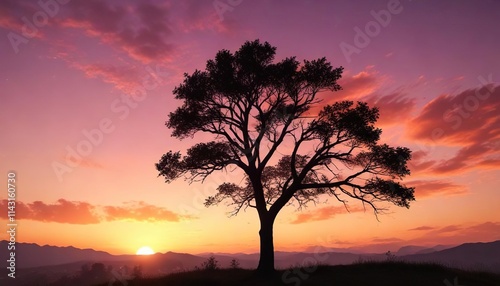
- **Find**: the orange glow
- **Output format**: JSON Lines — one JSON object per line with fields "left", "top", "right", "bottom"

{"left": 136, "top": 246, "right": 155, "bottom": 255}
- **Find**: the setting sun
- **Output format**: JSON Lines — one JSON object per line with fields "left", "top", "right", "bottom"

{"left": 136, "top": 246, "right": 155, "bottom": 255}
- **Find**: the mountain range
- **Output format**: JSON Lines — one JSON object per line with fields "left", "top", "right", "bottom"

{"left": 1, "top": 240, "right": 499, "bottom": 285}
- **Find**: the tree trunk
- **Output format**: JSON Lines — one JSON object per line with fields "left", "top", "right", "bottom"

{"left": 257, "top": 214, "right": 275, "bottom": 275}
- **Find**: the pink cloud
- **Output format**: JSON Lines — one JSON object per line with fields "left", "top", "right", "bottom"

{"left": 173, "top": 0, "right": 233, "bottom": 33}
{"left": 73, "top": 63, "right": 143, "bottom": 93}
{"left": 0, "top": 199, "right": 100, "bottom": 224}
{"left": 407, "top": 150, "right": 436, "bottom": 174}
{"left": 103, "top": 201, "right": 194, "bottom": 222}
{"left": 435, "top": 225, "right": 462, "bottom": 233}
{"left": 406, "top": 85, "right": 500, "bottom": 175}
{"left": 408, "top": 226, "right": 435, "bottom": 231}
{"left": 314, "top": 68, "right": 415, "bottom": 125}
{"left": 290, "top": 205, "right": 365, "bottom": 224}
{"left": 365, "top": 92, "right": 416, "bottom": 125}
{"left": 60, "top": 1, "right": 175, "bottom": 63}
{"left": 325, "top": 68, "right": 382, "bottom": 102}
{"left": 415, "top": 222, "right": 500, "bottom": 244}
{"left": 0, "top": 1, "right": 46, "bottom": 40}
{"left": 0, "top": 199, "right": 192, "bottom": 224}
{"left": 406, "top": 180, "right": 467, "bottom": 198}
{"left": 408, "top": 85, "right": 500, "bottom": 145}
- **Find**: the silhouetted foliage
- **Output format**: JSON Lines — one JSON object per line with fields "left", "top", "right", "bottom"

{"left": 201, "top": 255, "right": 220, "bottom": 271}
{"left": 50, "top": 262, "right": 114, "bottom": 286}
{"left": 386, "top": 251, "right": 397, "bottom": 261}
{"left": 230, "top": 258, "right": 241, "bottom": 269}
{"left": 94, "top": 262, "right": 500, "bottom": 286}
{"left": 157, "top": 39, "right": 415, "bottom": 274}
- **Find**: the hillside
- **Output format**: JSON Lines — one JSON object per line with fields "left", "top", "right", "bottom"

{"left": 1, "top": 240, "right": 499, "bottom": 285}
{"left": 94, "top": 262, "right": 500, "bottom": 286}
{"left": 401, "top": 240, "right": 500, "bottom": 273}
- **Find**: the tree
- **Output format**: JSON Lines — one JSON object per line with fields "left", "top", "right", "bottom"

{"left": 230, "top": 258, "right": 240, "bottom": 269}
{"left": 156, "top": 40, "right": 415, "bottom": 274}
{"left": 201, "top": 255, "right": 219, "bottom": 271}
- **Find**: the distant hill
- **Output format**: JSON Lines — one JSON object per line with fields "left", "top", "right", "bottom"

{"left": 1, "top": 240, "right": 499, "bottom": 285}
{"left": 402, "top": 240, "right": 500, "bottom": 273}
{"left": 414, "top": 244, "right": 452, "bottom": 255}
{"left": 94, "top": 262, "right": 500, "bottom": 286}
{"left": 395, "top": 245, "right": 430, "bottom": 255}
{"left": 0, "top": 240, "right": 117, "bottom": 268}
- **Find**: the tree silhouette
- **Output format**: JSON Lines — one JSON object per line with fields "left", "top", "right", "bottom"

{"left": 156, "top": 40, "right": 415, "bottom": 274}
{"left": 230, "top": 258, "right": 240, "bottom": 269}
{"left": 200, "top": 255, "right": 220, "bottom": 271}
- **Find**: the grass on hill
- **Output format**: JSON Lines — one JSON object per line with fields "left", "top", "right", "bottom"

{"left": 100, "top": 260, "right": 500, "bottom": 286}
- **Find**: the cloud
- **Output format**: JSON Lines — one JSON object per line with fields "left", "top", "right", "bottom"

{"left": 414, "top": 222, "right": 500, "bottom": 244}
{"left": 59, "top": 1, "right": 175, "bottom": 63}
{"left": 408, "top": 226, "right": 435, "bottom": 231}
{"left": 434, "top": 225, "right": 462, "bottom": 233}
{"left": 290, "top": 205, "right": 365, "bottom": 224}
{"left": 406, "top": 84, "right": 500, "bottom": 175}
{"left": 417, "top": 222, "right": 499, "bottom": 240}
{"left": 72, "top": 63, "right": 144, "bottom": 93}
{"left": 407, "top": 150, "right": 436, "bottom": 174}
{"left": 104, "top": 201, "right": 193, "bottom": 222}
{"left": 314, "top": 67, "right": 416, "bottom": 125}
{"left": 371, "top": 237, "right": 404, "bottom": 243}
{"left": 365, "top": 92, "right": 416, "bottom": 125}
{"left": 431, "top": 143, "right": 500, "bottom": 174}
{"left": 405, "top": 180, "right": 467, "bottom": 198}
{"left": 0, "top": 1, "right": 29, "bottom": 34}
{"left": 0, "top": 199, "right": 191, "bottom": 224}
{"left": 408, "top": 84, "right": 500, "bottom": 145}
{"left": 0, "top": 199, "right": 100, "bottom": 224}
{"left": 173, "top": 0, "right": 234, "bottom": 33}
{"left": 322, "top": 67, "right": 382, "bottom": 103}
{"left": 466, "top": 222, "right": 500, "bottom": 236}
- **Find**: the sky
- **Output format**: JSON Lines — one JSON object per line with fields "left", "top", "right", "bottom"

{"left": 1, "top": 0, "right": 499, "bottom": 256}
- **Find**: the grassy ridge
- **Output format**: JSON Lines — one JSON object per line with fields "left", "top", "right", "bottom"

{"left": 103, "top": 261, "right": 500, "bottom": 286}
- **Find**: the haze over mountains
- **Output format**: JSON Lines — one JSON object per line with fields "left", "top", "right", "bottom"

{"left": 1, "top": 240, "right": 499, "bottom": 284}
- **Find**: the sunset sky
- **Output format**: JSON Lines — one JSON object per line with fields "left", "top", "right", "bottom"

{"left": 1, "top": 0, "right": 499, "bottom": 256}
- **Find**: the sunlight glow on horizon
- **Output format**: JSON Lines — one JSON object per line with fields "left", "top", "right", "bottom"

{"left": 136, "top": 246, "right": 155, "bottom": 255}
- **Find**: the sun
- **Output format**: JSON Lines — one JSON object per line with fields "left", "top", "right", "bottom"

{"left": 136, "top": 246, "right": 155, "bottom": 255}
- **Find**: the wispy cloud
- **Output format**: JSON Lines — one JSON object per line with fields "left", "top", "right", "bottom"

{"left": 104, "top": 201, "right": 193, "bottom": 222}
{"left": 0, "top": 199, "right": 193, "bottom": 224}
{"left": 0, "top": 199, "right": 100, "bottom": 224}
{"left": 406, "top": 180, "right": 467, "bottom": 198}
{"left": 60, "top": 1, "right": 175, "bottom": 63}
{"left": 290, "top": 205, "right": 365, "bottom": 224}
{"left": 409, "top": 222, "right": 500, "bottom": 245}
{"left": 407, "top": 85, "right": 500, "bottom": 175}
{"left": 315, "top": 67, "right": 416, "bottom": 125}
{"left": 408, "top": 226, "right": 435, "bottom": 231}
{"left": 322, "top": 67, "right": 382, "bottom": 102}
{"left": 72, "top": 62, "right": 143, "bottom": 93}
{"left": 365, "top": 92, "right": 416, "bottom": 125}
